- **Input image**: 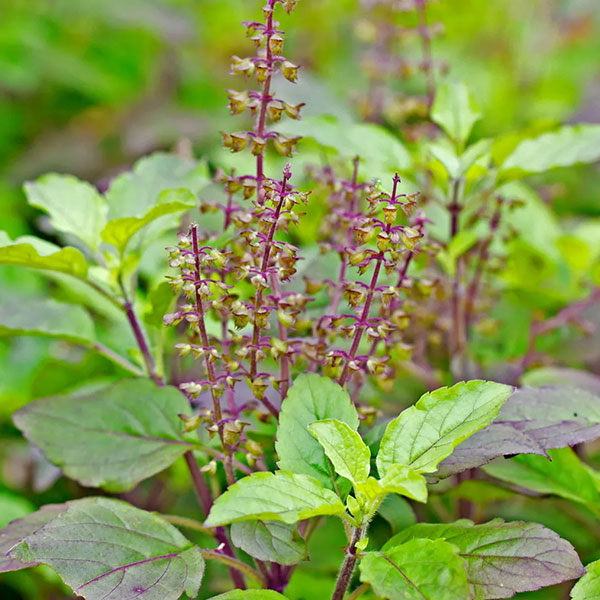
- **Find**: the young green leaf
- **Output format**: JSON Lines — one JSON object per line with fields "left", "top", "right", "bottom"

{"left": 377, "top": 381, "right": 513, "bottom": 477}
{"left": 204, "top": 471, "right": 344, "bottom": 527}
{"left": 431, "top": 81, "right": 482, "bottom": 148}
{"left": 105, "top": 152, "right": 209, "bottom": 219}
{"left": 10, "top": 497, "right": 204, "bottom": 600}
{"left": 276, "top": 373, "right": 359, "bottom": 487}
{"left": 101, "top": 188, "right": 196, "bottom": 255}
{"left": 0, "top": 503, "right": 67, "bottom": 573}
{"left": 209, "top": 592, "right": 288, "bottom": 599}
{"left": 571, "top": 560, "right": 600, "bottom": 600}
{"left": 0, "top": 298, "right": 95, "bottom": 345}
{"left": 0, "top": 233, "right": 88, "bottom": 278}
{"left": 230, "top": 520, "right": 307, "bottom": 565}
{"left": 386, "top": 519, "right": 585, "bottom": 599}
{"left": 499, "top": 124, "right": 600, "bottom": 181}
{"left": 359, "top": 538, "right": 472, "bottom": 599}
{"left": 13, "top": 379, "right": 196, "bottom": 492}
{"left": 483, "top": 447, "right": 600, "bottom": 507}
{"left": 24, "top": 174, "right": 108, "bottom": 252}
{"left": 378, "top": 464, "right": 428, "bottom": 503}
{"left": 308, "top": 419, "right": 370, "bottom": 485}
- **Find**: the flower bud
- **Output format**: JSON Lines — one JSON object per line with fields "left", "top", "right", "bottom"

{"left": 227, "top": 89, "right": 249, "bottom": 115}
{"left": 401, "top": 227, "right": 421, "bottom": 249}
{"left": 283, "top": 101, "right": 304, "bottom": 120}
{"left": 277, "top": 309, "right": 294, "bottom": 328}
{"left": 255, "top": 307, "right": 270, "bottom": 329}
{"left": 377, "top": 231, "right": 390, "bottom": 252}
{"left": 267, "top": 100, "right": 284, "bottom": 122}
{"left": 231, "top": 55, "right": 255, "bottom": 77}
{"left": 282, "top": 61, "right": 299, "bottom": 83}
{"left": 383, "top": 204, "right": 397, "bottom": 224}
{"left": 269, "top": 34, "right": 284, "bottom": 55}
{"left": 250, "top": 136, "right": 266, "bottom": 156}
{"left": 255, "top": 62, "right": 269, "bottom": 83}
{"left": 273, "top": 134, "right": 300, "bottom": 157}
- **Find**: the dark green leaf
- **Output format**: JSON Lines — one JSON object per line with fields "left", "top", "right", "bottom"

{"left": 0, "top": 298, "right": 95, "bottom": 345}
{"left": 13, "top": 379, "right": 195, "bottom": 492}
{"left": 377, "top": 495, "right": 416, "bottom": 534}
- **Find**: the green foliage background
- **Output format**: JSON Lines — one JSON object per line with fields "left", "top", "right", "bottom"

{"left": 0, "top": 0, "right": 599, "bottom": 598}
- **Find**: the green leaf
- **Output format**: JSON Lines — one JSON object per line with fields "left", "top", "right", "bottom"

{"left": 483, "top": 447, "right": 600, "bottom": 507}
{"left": 571, "top": 560, "right": 600, "bottom": 599}
{"left": 378, "top": 465, "right": 428, "bottom": 503}
{"left": 377, "top": 381, "right": 513, "bottom": 476}
{"left": 13, "top": 379, "right": 196, "bottom": 492}
{"left": 437, "top": 230, "right": 479, "bottom": 276}
{"left": 276, "top": 373, "right": 359, "bottom": 488}
{"left": 359, "top": 538, "right": 472, "bottom": 599}
{"left": 101, "top": 188, "right": 196, "bottom": 255}
{"left": 10, "top": 497, "right": 204, "bottom": 600}
{"left": 24, "top": 174, "right": 107, "bottom": 252}
{"left": 0, "top": 298, "right": 95, "bottom": 345}
{"left": 386, "top": 519, "right": 584, "bottom": 599}
{"left": 0, "top": 503, "right": 67, "bottom": 573}
{"left": 308, "top": 419, "right": 370, "bottom": 485}
{"left": 278, "top": 115, "right": 412, "bottom": 177}
{"left": 377, "top": 495, "right": 416, "bottom": 534}
{"left": 204, "top": 471, "right": 344, "bottom": 527}
{"left": 0, "top": 233, "right": 88, "bottom": 278}
{"left": 0, "top": 491, "right": 35, "bottom": 529}
{"left": 230, "top": 520, "right": 307, "bottom": 565}
{"left": 499, "top": 124, "right": 600, "bottom": 181}
{"left": 209, "top": 592, "right": 288, "bottom": 599}
{"left": 432, "top": 81, "right": 482, "bottom": 147}
{"left": 105, "top": 152, "right": 209, "bottom": 219}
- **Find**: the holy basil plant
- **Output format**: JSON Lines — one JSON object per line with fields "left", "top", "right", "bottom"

{"left": 0, "top": 374, "right": 590, "bottom": 599}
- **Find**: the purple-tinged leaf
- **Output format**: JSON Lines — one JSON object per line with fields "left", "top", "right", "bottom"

{"left": 9, "top": 497, "right": 204, "bottom": 600}
{"left": 13, "top": 379, "right": 196, "bottom": 492}
{"left": 385, "top": 519, "right": 584, "bottom": 599}
{"left": 521, "top": 368, "right": 600, "bottom": 396}
{"left": 0, "top": 503, "right": 66, "bottom": 573}
{"left": 436, "top": 386, "right": 600, "bottom": 478}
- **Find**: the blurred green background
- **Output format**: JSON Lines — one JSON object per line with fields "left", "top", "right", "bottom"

{"left": 0, "top": 1, "right": 599, "bottom": 598}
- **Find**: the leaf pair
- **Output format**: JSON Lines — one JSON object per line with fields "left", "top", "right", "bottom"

{"left": 206, "top": 376, "right": 513, "bottom": 528}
